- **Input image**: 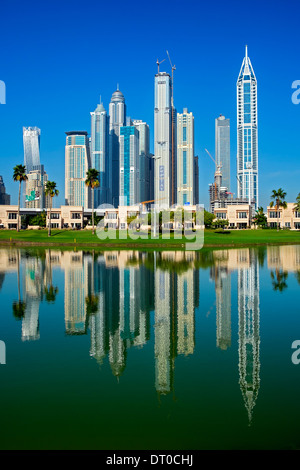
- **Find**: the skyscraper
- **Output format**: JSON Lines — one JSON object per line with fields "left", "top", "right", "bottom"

{"left": 25, "top": 165, "right": 50, "bottom": 209}
{"left": 109, "top": 88, "right": 126, "bottom": 207}
{"left": 119, "top": 126, "right": 139, "bottom": 206}
{"left": 215, "top": 115, "right": 230, "bottom": 191}
{"left": 23, "top": 127, "right": 41, "bottom": 173}
{"left": 154, "top": 72, "right": 173, "bottom": 208}
{"left": 90, "top": 101, "right": 110, "bottom": 206}
{"left": 237, "top": 46, "right": 258, "bottom": 208}
{"left": 65, "top": 131, "right": 91, "bottom": 208}
{"left": 0, "top": 176, "right": 10, "bottom": 205}
{"left": 177, "top": 108, "right": 194, "bottom": 206}
{"left": 132, "top": 120, "right": 151, "bottom": 204}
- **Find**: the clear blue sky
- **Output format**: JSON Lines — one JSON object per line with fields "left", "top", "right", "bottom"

{"left": 0, "top": 0, "right": 299, "bottom": 209}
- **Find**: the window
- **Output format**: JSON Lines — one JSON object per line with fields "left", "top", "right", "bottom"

{"left": 107, "top": 213, "right": 117, "bottom": 219}
{"left": 294, "top": 211, "right": 300, "bottom": 218}
{"left": 269, "top": 211, "right": 281, "bottom": 218}
{"left": 71, "top": 213, "right": 81, "bottom": 219}
{"left": 285, "top": 222, "right": 291, "bottom": 227}
{"left": 51, "top": 213, "right": 60, "bottom": 219}
{"left": 8, "top": 213, "right": 17, "bottom": 219}
{"left": 183, "top": 151, "right": 187, "bottom": 184}
{"left": 238, "top": 212, "right": 247, "bottom": 219}
{"left": 183, "top": 127, "right": 187, "bottom": 142}
{"left": 216, "top": 212, "right": 227, "bottom": 219}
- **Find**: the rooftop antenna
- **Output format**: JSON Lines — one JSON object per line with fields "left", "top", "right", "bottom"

{"left": 117, "top": 83, "right": 119, "bottom": 90}
{"left": 245, "top": 44, "right": 248, "bottom": 60}
{"left": 156, "top": 58, "right": 166, "bottom": 74}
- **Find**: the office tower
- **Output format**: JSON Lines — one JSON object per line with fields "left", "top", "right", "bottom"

{"left": 25, "top": 165, "right": 50, "bottom": 209}
{"left": 90, "top": 100, "right": 110, "bottom": 206}
{"left": 177, "top": 109, "right": 194, "bottom": 206}
{"left": 132, "top": 120, "right": 151, "bottom": 203}
{"left": 119, "top": 126, "right": 139, "bottom": 206}
{"left": 109, "top": 88, "right": 126, "bottom": 207}
{"left": 215, "top": 115, "right": 230, "bottom": 191}
{"left": 193, "top": 156, "right": 199, "bottom": 205}
{"left": 23, "top": 127, "right": 41, "bottom": 173}
{"left": 154, "top": 72, "right": 173, "bottom": 208}
{"left": 0, "top": 176, "right": 10, "bottom": 205}
{"left": 65, "top": 131, "right": 91, "bottom": 208}
{"left": 237, "top": 46, "right": 258, "bottom": 208}
{"left": 238, "top": 249, "right": 260, "bottom": 425}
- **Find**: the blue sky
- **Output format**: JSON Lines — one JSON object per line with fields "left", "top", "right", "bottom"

{"left": 0, "top": 0, "right": 299, "bottom": 209}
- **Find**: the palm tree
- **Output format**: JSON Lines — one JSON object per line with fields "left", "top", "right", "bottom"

{"left": 252, "top": 206, "right": 267, "bottom": 228}
{"left": 294, "top": 193, "right": 300, "bottom": 214}
{"left": 45, "top": 181, "right": 59, "bottom": 237}
{"left": 270, "top": 188, "right": 287, "bottom": 231}
{"left": 13, "top": 164, "right": 28, "bottom": 232}
{"left": 85, "top": 169, "right": 100, "bottom": 235}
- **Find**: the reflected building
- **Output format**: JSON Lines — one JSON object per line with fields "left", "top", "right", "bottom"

{"left": 237, "top": 249, "right": 260, "bottom": 425}
{"left": 211, "top": 264, "right": 231, "bottom": 350}
{"left": 22, "top": 256, "right": 45, "bottom": 341}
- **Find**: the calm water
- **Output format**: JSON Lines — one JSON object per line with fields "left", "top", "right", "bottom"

{"left": 0, "top": 245, "right": 300, "bottom": 450}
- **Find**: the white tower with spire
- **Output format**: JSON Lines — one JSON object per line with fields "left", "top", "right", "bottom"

{"left": 237, "top": 46, "right": 258, "bottom": 208}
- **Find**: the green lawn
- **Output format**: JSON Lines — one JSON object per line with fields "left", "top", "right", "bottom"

{"left": 0, "top": 228, "right": 299, "bottom": 250}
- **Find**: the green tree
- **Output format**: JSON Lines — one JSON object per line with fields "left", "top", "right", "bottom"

{"left": 294, "top": 192, "right": 300, "bottom": 213}
{"left": 212, "top": 218, "right": 229, "bottom": 229}
{"left": 45, "top": 181, "right": 59, "bottom": 237}
{"left": 85, "top": 169, "right": 100, "bottom": 235}
{"left": 204, "top": 210, "right": 215, "bottom": 228}
{"left": 270, "top": 188, "right": 287, "bottom": 231}
{"left": 13, "top": 164, "right": 28, "bottom": 232}
{"left": 29, "top": 211, "right": 46, "bottom": 227}
{"left": 252, "top": 206, "right": 267, "bottom": 228}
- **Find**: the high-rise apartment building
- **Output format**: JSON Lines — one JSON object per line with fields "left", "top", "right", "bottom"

{"left": 90, "top": 101, "right": 110, "bottom": 206}
{"left": 215, "top": 115, "right": 230, "bottom": 191}
{"left": 132, "top": 120, "right": 150, "bottom": 204}
{"left": 65, "top": 131, "right": 91, "bottom": 208}
{"left": 109, "top": 88, "right": 126, "bottom": 207}
{"left": 237, "top": 46, "right": 258, "bottom": 208}
{"left": 154, "top": 72, "right": 173, "bottom": 208}
{"left": 23, "top": 127, "right": 41, "bottom": 173}
{"left": 25, "top": 165, "right": 50, "bottom": 209}
{"left": 119, "top": 126, "right": 139, "bottom": 206}
{"left": 177, "top": 108, "right": 194, "bottom": 206}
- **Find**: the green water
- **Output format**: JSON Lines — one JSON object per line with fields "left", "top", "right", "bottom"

{"left": 0, "top": 245, "right": 300, "bottom": 450}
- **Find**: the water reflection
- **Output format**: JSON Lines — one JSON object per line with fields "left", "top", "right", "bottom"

{"left": 1, "top": 245, "right": 300, "bottom": 427}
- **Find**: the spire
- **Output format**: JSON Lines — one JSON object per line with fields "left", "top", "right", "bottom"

{"left": 245, "top": 44, "right": 248, "bottom": 61}
{"left": 117, "top": 83, "right": 119, "bottom": 91}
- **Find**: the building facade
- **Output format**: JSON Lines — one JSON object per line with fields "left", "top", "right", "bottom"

{"left": 237, "top": 46, "right": 258, "bottom": 208}
{"left": 65, "top": 131, "right": 91, "bottom": 208}
{"left": 154, "top": 72, "right": 173, "bottom": 208}
{"left": 23, "top": 127, "right": 41, "bottom": 173}
{"left": 215, "top": 115, "right": 230, "bottom": 191}
{"left": 119, "top": 126, "right": 139, "bottom": 206}
{"left": 109, "top": 88, "right": 126, "bottom": 207}
{"left": 90, "top": 101, "right": 110, "bottom": 207}
{"left": 177, "top": 109, "right": 194, "bottom": 206}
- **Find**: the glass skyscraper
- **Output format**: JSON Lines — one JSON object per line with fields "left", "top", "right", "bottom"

{"left": 215, "top": 115, "right": 230, "bottom": 191}
{"left": 237, "top": 46, "right": 258, "bottom": 208}
{"left": 90, "top": 101, "right": 110, "bottom": 206}
{"left": 177, "top": 108, "right": 194, "bottom": 206}
{"left": 23, "top": 127, "right": 41, "bottom": 173}
{"left": 109, "top": 88, "right": 126, "bottom": 207}
{"left": 65, "top": 131, "right": 91, "bottom": 208}
{"left": 132, "top": 120, "right": 150, "bottom": 204}
{"left": 119, "top": 126, "right": 139, "bottom": 206}
{"left": 154, "top": 72, "right": 173, "bottom": 208}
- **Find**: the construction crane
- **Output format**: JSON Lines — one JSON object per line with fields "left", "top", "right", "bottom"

{"left": 156, "top": 58, "right": 166, "bottom": 73}
{"left": 205, "top": 148, "right": 222, "bottom": 201}
{"left": 140, "top": 198, "right": 166, "bottom": 211}
{"left": 166, "top": 50, "right": 176, "bottom": 206}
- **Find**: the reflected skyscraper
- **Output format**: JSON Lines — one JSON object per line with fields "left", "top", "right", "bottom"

{"left": 22, "top": 256, "right": 44, "bottom": 341}
{"left": 64, "top": 252, "right": 88, "bottom": 335}
{"left": 211, "top": 264, "right": 231, "bottom": 350}
{"left": 238, "top": 249, "right": 260, "bottom": 424}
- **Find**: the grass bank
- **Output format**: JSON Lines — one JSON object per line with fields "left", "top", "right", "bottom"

{"left": 0, "top": 228, "right": 299, "bottom": 250}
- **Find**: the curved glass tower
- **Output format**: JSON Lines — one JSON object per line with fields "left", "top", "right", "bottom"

{"left": 237, "top": 46, "right": 258, "bottom": 208}
{"left": 109, "top": 88, "right": 126, "bottom": 207}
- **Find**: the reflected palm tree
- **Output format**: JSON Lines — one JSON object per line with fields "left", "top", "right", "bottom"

{"left": 44, "top": 249, "right": 58, "bottom": 303}
{"left": 271, "top": 269, "right": 288, "bottom": 292}
{"left": 12, "top": 251, "right": 26, "bottom": 320}
{"left": 85, "top": 250, "right": 99, "bottom": 317}
{"left": 295, "top": 271, "right": 300, "bottom": 285}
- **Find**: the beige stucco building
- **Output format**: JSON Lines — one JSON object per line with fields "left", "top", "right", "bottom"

{"left": 266, "top": 203, "right": 300, "bottom": 229}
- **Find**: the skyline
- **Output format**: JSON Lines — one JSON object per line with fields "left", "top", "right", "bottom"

{"left": 0, "top": 0, "right": 300, "bottom": 210}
